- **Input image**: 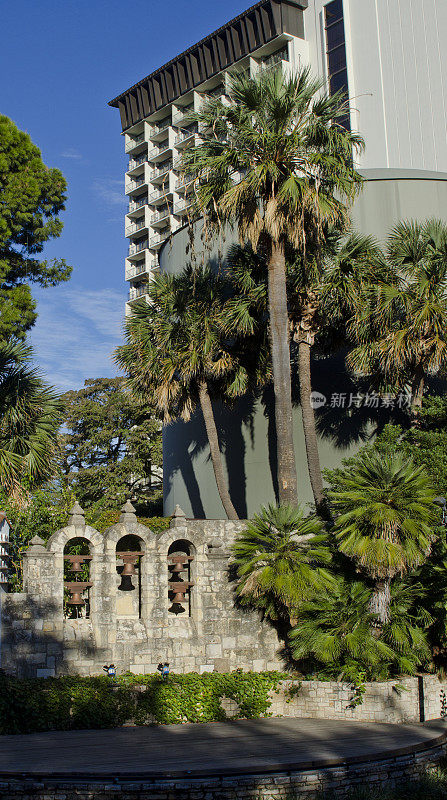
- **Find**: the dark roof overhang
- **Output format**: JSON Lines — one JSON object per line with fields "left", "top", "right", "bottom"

{"left": 109, "top": 0, "right": 308, "bottom": 131}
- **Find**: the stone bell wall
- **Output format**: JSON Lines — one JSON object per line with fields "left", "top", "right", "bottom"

{"left": 0, "top": 504, "right": 282, "bottom": 678}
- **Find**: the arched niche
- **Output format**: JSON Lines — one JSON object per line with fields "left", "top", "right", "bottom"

{"left": 115, "top": 534, "right": 144, "bottom": 619}
{"left": 167, "top": 539, "right": 195, "bottom": 617}
{"left": 63, "top": 537, "right": 93, "bottom": 619}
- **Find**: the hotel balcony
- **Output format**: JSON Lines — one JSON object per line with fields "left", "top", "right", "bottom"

{"left": 125, "top": 215, "right": 148, "bottom": 238}
{"left": 149, "top": 161, "right": 172, "bottom": 184}
{"left": 150, "top": 207, "right": 172, "bottom": 227}
{"left": 125, "top": 173, "right": 147, "bottom": 195}
{"left": 125, "top": 261, "right": 147, "bottom": 281}
{"left": 148, "top": 186, "right": 172, "bottom": 206}
{"left": 128, "top": 238, "right": 149, "bottom": 259}
{"left": 147, "top": 140, "right": 172, "bottom": 162}
{"left": 149, "top": 119, "right": 171, "bottom": 141}
{"left": 127, "top": 153, "right": 148, "bottom": 174}
{"left": 125, "top": 247, "right": 158, "bottom": 278}
{"left": 174, "top": 197, "right": 194, "bottom": 215}
{"left": 128, "top": 194, "right": 148, "bottom": 214}
{"left": 174, "top": 127, "right": 198, "bottom": 148}
{"left": 125, "top": 132, "right": 146, "bottom": 153}
{"left": 172, "top": 105, "right": 194, "bottom": 125}
{"left": 175, "top": 174, "right": 194, "bottom": 192}
{"left": 149, "top": 229, "right": 170, "bottom": 248}
{"left": 125, "top": 255, "right": 159, "bottom": 281}
{"left": 259, "top": 47, "right": 289, "bottom": 72}
{"left": 128, "top": 283, "right": 149, "bottom": 302}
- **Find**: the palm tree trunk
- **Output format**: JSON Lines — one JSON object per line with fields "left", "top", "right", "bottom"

{"left": 369, "top": 578, "right": 391, "bottom": 631}
{"left": 267, "top": 241, "right": 298, "bottom": 506}
{"left": 411, "top": 365, "right": 425, "bottom": 415}
{"left": 198, "top": 381, "right": 239, "bottom": 520}
{"left": 298, "top": 339, "right": 324, "bottom": 509}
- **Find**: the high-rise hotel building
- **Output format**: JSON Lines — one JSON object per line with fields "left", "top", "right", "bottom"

{"left": 110, "top": 1, "right": 447, "bottom": 517}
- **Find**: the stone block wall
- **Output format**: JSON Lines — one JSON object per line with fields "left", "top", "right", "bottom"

{"left": 270, "top": 677, "right": 447, "bottom": 723}
{"left": 0, "top": 503, "right": 282, "bottom": 677}
{"left": 0, "top": 741, "right": 445, "bottom": 800}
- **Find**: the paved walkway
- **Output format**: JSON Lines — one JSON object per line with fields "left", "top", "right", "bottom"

{"left": 0, "top": 718, "right": 445, "bottom": 779}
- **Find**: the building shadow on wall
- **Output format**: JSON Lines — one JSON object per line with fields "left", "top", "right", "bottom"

{"left": 164, "top": 347, "right": 418, "bottom": 519}
{"left": 164, "top": 395, "right": 257, "bottom": 519}
{"left": 1, "top": 595, "right": 108, "bottom": 679}
{"left": 301, "top": 351, "right": 409, "bottom": 449}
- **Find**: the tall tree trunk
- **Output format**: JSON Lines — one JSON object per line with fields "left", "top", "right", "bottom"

{"left": 369, "top": 578, "right": 391, "bottom": 633}
{"left": 198, "top": 381, "right": 239, "bottom": 520}
{"left": 298, "top": 339, "right": 324, "bottom": 509}
{"left": 267, "top": 241, "right": 298, "bottom": 506}
{"left": 411, "top": 365, "right": 425, "bottom": 415}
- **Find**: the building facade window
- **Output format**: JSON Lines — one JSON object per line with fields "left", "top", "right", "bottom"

{"left": 324, "top": 0, "right": 350, "bottom": 130}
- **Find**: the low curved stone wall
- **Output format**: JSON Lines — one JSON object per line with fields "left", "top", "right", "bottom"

{"left": 270, "top": 676, "right": 447, "bottom": 724}
{"left": 0, "top": 734, "right": 445, "bottom": 800}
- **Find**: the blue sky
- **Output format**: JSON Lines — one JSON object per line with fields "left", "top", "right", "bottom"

{"left": 0, "top": 0, "right": 247, "bottom": 391}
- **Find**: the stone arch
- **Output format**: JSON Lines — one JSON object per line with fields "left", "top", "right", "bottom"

{"left": 167, "top": 538, "right": 196, "bottom": 617}
{"left": 103, "top": 501, "right": 154, "bottom": 621}
{"left": 47, "top": 525, "right": 103, "bottom": 555}
{"left": 115, "top": 532, "right": 145, "bottom": 618}
{"left": 63, "top": 535, "right": 94, "bottom": 619}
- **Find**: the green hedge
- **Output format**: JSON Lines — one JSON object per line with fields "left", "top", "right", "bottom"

{"left": 0, "top": 670, "right": 288, "bottom": 734}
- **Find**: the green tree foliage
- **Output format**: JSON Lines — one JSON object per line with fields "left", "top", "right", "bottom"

{"left": 182, "top": 66, "right": 364, "bottom": 506}
{"left": 289, "top": 579, "right": 430, "bottom": 680}
{"left": 59, "top": 377, "right": 162, "bottom": 515}
{"left": 0, "top": 483, "right": 74, "bottom": 590}
{"left": 368, "top": 396, "right": 447, "bottom": 497}
{"left": 0, "top": 341, "right": 63, "bottom": 497}
{"left": 349, "top": 219, "right": 447, "bottom": 414}
{"left": 287, "top": 228, "right": 385, "bottom": 509}
{"left": 335, "top": 396, "right": 447, "bottom": 669}
{"left": 116, "top": 265, "right": 266, "bottom": 520}
{"left": 328, "top": 452, "right": 437, "bottom": 627}
{"left": 289, "top": 580, "right": 394, "bottom": 679}
{"left": 0, "top": 115, "right": 71, "bottom": 341}
{"left": 231, "top": 503, "right": 332, "bottom": 624}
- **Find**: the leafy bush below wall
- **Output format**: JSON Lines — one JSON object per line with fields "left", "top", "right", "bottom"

{"left": 0, "top": 671, "right": 288, "bottom": 734}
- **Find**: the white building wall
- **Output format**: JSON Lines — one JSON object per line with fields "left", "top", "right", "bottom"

{"left": 305, "top": 0, "right": 447, "bottom": 172}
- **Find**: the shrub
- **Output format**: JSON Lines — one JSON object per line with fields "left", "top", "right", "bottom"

{"left": 0, "top": 670, "right": 288, "bottom": 734}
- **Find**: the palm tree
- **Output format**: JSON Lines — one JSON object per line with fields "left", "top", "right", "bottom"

{"left": 328, "top": 451, "right": 437, "bottom": 627}
{"left": 349, "top": 218, "right": 447, "bottom": 414}
{"left": 287, "top": 229, "right": 385, "bottom": 508}
{"left": 289, "top": 580, "right": 395, "bottom": 679}
{"left": 231, "top": 503, "right": 332, "bottom": 623}
{"left": 0, "top": 340, "right": 63, "bottom": 497}
{"left": 289, "top": 578, "right": 430, "bottom": 679}
{"left": 181, "top": 67, "right": 364, "bottom": 506}
{"left": 115, "top": 265, "right": 260, "bottom": 520}
{"left": 381, "top": 581, "right": 432, "bottom": 674}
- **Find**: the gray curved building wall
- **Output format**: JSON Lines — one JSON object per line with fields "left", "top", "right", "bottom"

{"left": 160, "top": 171, "right": 447, "bottom": 518}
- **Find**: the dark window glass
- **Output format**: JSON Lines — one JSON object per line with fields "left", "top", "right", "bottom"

{"left": 325, "top": 0, "right": 350, "bottom": 131}
{"left": 330, "top": 70, "right": 348, "bottom": 96}
{"left": 326, "top": 20, "right": 345, "bottom": 50}
{"left": 325, "top": 0, "right": 343, "bottom": 23}
{"left": 328, "top": 43, "right": 347, "bottom": 74}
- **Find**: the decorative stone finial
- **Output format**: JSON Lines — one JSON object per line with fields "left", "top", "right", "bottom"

{"left": 119, "top": 500, "right": 137, "bottom": 524}
{"left": 26, "top": 535, "right": 47, "bottom": 553}
{"left": 173, "top": 505, "right": 186, "bottom": 519}
{"left": 68, "top": 501, "right": 85, "bottom": 527}
{"left": 170, "top": 504, "right": 186, "bottom": 528}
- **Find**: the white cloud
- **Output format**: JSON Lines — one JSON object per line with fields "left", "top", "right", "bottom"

{"left": 92, "top": 178, "right": 127, "bottom": 206}
{"left": 30, "top": 285, "right": 127, "bottom": 392}
{"left": 61, "top": 148, "right": 83, "bottom": 160}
